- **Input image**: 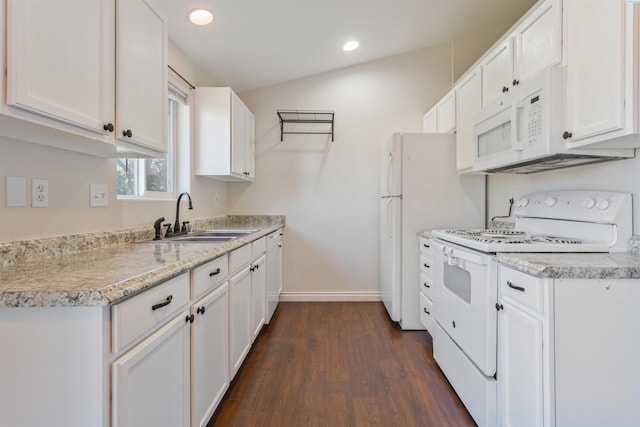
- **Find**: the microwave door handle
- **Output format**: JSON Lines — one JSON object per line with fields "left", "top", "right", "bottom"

{"left": 511, "top": 100, "right": 525, "bottom": 151}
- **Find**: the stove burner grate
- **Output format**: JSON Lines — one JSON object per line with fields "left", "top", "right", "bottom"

{"left": 530, "top": 235, "right": 581, "bottom": 244}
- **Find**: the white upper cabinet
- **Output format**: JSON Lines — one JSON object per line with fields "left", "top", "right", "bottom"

{"left": 481, "top": 37, "right": 514, "bottom": 107}
{"left": 514, "top": 0, "right": 562, "bottom": 83}
{"left": 563, "top": 0, "right": 639, "bottom": 149}
{"left": 1, "top": 0, "right": 167, "bottom": 157}
{"left": 455, "top": 68, "right": 482, "bottom": 173}
{"left": 195, "top": 87, "right": 256, "bottom": 182}
{"left": 422, "top": 107, "right": 438, "bottom": 133}
{"left": 437, "top": 91, "right": 456, "bottom": 133}
{"left": 116, "top": 0, "right": 168, "bottom": 153}
{"left": 423, "top": 90, "right": 455, "bottom": 134}
{"left": 6, "top": 0, "right": 114, "bottom": 135}
{"left": 482, "top": 0, "right": 561, "bottom": 107}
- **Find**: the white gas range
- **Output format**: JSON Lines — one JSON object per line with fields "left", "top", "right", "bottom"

{"left": 429, "top": 190, "right": 633, "bottom": 427}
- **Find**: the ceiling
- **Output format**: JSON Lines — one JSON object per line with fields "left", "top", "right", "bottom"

{"left": 154, "top": 0, "right": 538, "bottom": 93}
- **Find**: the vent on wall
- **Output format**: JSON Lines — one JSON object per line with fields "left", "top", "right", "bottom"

{"left": 277, "top": 110, "right": 334, "bottom": 142}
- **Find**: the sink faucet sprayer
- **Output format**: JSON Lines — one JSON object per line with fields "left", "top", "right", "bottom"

{"left": 174, "top": 192, "right": 193, "bottom": 234}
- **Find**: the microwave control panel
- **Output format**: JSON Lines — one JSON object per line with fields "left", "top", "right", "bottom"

{"left": 526, "top": 91, "right": 543, "bottom": 145}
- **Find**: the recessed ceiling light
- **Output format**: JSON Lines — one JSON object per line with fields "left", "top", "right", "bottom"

{"left": 188, "top": 8, "right": 214, "bottom": 26}
{"left": 343, "top": 41, "right": 359, "bottom": 52}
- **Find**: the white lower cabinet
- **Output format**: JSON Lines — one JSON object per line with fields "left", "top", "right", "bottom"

{"left": 251, "top": 254, "right": 267, "bottom": 340}
{"left": 497, "top": 265, "right": 640, "bottom": 427}
{"left": 0, "top": 234, "right": 282, "bottom": 427}
{"left": 191, "top": 282, "right": 229, "bottom": 427}
{"left": 112, "top": 311, "right": 191, "bottom": 427}
{"left": 229, "top": 265, "right": 252, "bottom": 377}
{"left": 265, "top": 229, "right": 283, "bottom": 323}
{"left": 418, "top": 236, "right": 434, "bottom": 334}
{"left": 498, "top": 300, "right": 544, "bottom": 427}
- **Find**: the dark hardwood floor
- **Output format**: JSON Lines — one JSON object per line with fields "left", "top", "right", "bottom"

{"left": 207, "top": 302, "right": 476, "bottom": 427}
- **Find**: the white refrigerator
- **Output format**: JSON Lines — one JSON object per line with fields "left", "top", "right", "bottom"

{"left": 380, "top": 133, "right": 485, "bottom": 330}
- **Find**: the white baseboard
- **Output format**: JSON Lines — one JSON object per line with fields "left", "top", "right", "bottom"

{"left": 279, "top": 291, "right": 381, "bottom": 302}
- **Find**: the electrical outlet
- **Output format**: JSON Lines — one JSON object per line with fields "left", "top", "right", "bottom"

{"left": 32, "top": 179, "right": 49, "bottom": 208}
{"left": 90, "top": 184, "right": 108, "bottom": 207}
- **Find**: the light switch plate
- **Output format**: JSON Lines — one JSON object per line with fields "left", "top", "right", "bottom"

{"left": 90, "top": 184, "right": 108, "bottom": 207}
{"left": 6, "top": 176, "right": 27, "bottom": 207}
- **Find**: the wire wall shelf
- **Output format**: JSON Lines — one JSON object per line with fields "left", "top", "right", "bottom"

{"left": 277, "top": 110, "right": 334, "bottom": 142}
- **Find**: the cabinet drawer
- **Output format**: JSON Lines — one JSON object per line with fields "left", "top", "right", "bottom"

{"left": 266, "top": 229, "right": 282, "bottom": 250}
{"left": 419, "top": 236, "right": 433, "bottom": 259}
{"left": 420, "top": 254, "right": 433, "bottom": 279}
{"left": 230, "top": 244, "right": 251, "bottom": 274}
{"left": 191, "top": 255, "right": 228, "bottom": 300}
{"left": 420, "top": 273, "right": 433, "bottom": 300}
{"left": 499, "top": 266, "right": 544, "bottom": 313}
{"left": 112, "top": 272, "right": 190, "bottom": 353}
{"left": 252, "top": 237, "right": 266, "bottom": 260}
{"left": 420, "top": 293, "right": 433, "bottom": 334}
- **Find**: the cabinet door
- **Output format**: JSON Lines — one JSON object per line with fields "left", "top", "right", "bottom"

{"left": 423, "top": 108, "right": 438, "bottom": 133}
{"left": 112, "top": 312, "right": 190, "bottom": 427}
{"left": 481, "top": 38, "right": 513, "bottom": 106}
{"left": 6, "top": 0, "right": 114, "bottom": 134}
{"left": 231, "top": 93, "right": 247, "bottom": 178}
{"left": 251, "top": 255, "right": 267, "bottom": 340}
{"left": 116, "top": 0, "right": 167, "bottom": 152}
{"left": 229, "top": 266, "right": 252, "bottom": 377}
{"left": 498, "top": 301, "right": 544, "bottom": 427}
{"left": 245, "top": 109, "right": 256, "bottom": 180}
{"left": 455, "top": 69, "right": 482, "bottom": 172}
{"left": 514, "top": 0, "right": 562, "bottom": 83}
{"left": 437, "top": 91, "right": 456, "bottom": 133}
{"left": 563, "top": 0, "right": 626, "bottom": 144}
{"left": 265, "top": 234, "right": 283, "bottom": 324}
{"left": 191, "top": 283, "right": 229, "bottom": 427}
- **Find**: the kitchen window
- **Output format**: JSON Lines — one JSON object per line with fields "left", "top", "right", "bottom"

{"left": 117, "top": 74, "right": 191, "bottom": 199}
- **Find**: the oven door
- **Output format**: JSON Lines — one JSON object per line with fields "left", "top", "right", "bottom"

{"left": 433, "top": 240, "right": 498, "bottom": 376}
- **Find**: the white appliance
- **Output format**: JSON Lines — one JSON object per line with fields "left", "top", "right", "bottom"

{"left": 430, "top": 190, "right": 632, "bottom": 427}
{"left": 473, "top": 67, "right": 634, "bottom": 174}
{"left": 379, "top": 132, "right": 485, "bottom": 330}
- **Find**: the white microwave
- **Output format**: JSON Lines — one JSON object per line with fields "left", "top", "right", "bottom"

{"left": 472, "top": 66, "right": 632, "bottom": 174}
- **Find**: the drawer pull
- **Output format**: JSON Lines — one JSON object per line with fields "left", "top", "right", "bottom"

{"left": 197, "top": 306, "right": 206, "bottom": 315}
{"left": 423, "top": 282, "right": 430, "bottom": 289}
{"left": 507, "top": 281, "right": 525, "bottom": 292}
{"left": 423, "top": 263, "right": 430, "bottom": 269}
{"left": 423, "top": 243, "right": 430, "bottom": 248}
{"left": 186, "top": 314, "right": 195, "bottom": 323}
{"left": 209, "top": 268, "right": 221, "bottom": 277}
{"left": 423, "top": 308, "right": 430, "bottom": 315}
{"left": 151, "top": 295, "right": 173, "bottom": 311}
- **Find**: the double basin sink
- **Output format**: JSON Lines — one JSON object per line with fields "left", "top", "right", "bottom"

{"left": 145, "top": 229, "right": 257, "bottom": 243}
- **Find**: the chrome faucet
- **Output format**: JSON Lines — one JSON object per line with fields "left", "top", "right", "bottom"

{"left": 174, "top": 192, "right": 193, "bottom": 235}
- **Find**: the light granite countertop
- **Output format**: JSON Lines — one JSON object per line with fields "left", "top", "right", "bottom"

{"left": 417, "top": 230, "right": 433, "bottom": 239}
{"left": 0, "top": 216, "right": 284, "bottom": 308}
{"left": 497, "top": 252, "right": 640, "bottom": 279}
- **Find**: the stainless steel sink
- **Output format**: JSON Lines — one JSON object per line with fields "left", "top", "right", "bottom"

{"left": 192, "top": 229, "right": 257, "bottom": 237}
{"left": 138, "top": 229, "right": 257, "bottom": 243}
{"left": 170, "top": 235, "right": 237, "bottom": 242}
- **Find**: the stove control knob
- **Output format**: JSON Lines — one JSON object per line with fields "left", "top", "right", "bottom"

{"left": 544, "top": 196, "right": 557, "bottom": 207}
{"left": 582, "top": 197, "right": 596, "bottom": 209}
{"left": 518, "top": 197, "right": 529, "bottom": 207}
{"left": 596, "top": 198, "right": 610, "bottom": 210}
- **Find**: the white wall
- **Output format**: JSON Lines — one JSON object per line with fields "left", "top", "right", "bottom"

{"left": 0, "top": 40, "right": 228, "bottom": 242}
{"left": 487, "top": 156, "right": 640, "bottom": 232}
{"left": 228, "top": 45, "right": 453, "bottom": 299}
